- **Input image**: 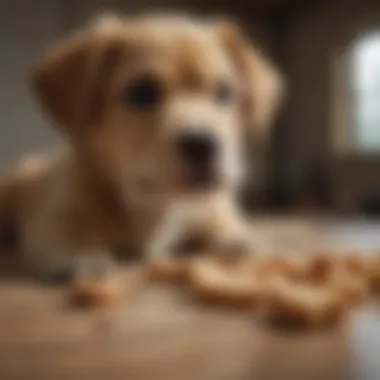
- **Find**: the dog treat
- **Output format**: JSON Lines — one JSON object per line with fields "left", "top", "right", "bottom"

{"left": 263, "top": 276, "right": 347, "bottom": 329}
{"left": 302, "top": 254, "right": 337, "bottom": 284}
{"left": 146, "top": 258, "right": 190, "bottom": 283}
{"left": 254, "top": 255, "right": 312, "bottom": 283}
{"left": 70, "top": 266, "right": 122, "bottom": 308}
{"left": 368, "top": 259, "right": 380, "bottom": 293}
{"left": 253, "top": 257, "right": 286, "bottom": 277}
{"left": 280, "top": 257, "right": 311, "bottom": 282}
{"left": 301, "top": 255, "right": 369, "bottom": 305}
{"left": 142, "top": 252, "right": 374, "bottom": 328}
{"left": 188, "top": 257, "right": 266, "bottom": 309}
{"left": 329, "top": 256, "right": 370, "bottom": 304}
{"left": 70, "top": 278, "right": 120, "bottom": 308}
{"left": 332, "top": 271, "right": 368, "bottom": 307}
{"left": 339, "top": 255, "right": 371, "bottom": 279}
{"left": 263, "top": 254, "right": 368, "bottom": 302}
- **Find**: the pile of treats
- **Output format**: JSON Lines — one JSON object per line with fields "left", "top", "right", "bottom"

{"left": 147, "top": 252, "right": 380, "bottom": 329}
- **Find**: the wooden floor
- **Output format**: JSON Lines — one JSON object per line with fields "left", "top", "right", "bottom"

{"left": 1, "top": 217, "right": 380, "bottom": 380}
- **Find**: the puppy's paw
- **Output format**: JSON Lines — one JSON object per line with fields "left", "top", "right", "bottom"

{"left": 215, "top": 238, "right": 252, "bottom": 260}
{"left": 212, "top": 230, "right": 263, "bottom": 261}
{"left": 212, "top": 222, "right": 271, "bottom": 261}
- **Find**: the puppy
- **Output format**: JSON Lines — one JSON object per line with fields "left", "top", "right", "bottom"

{"left": 0, "top": 13, "right": 283, "bottom": 280}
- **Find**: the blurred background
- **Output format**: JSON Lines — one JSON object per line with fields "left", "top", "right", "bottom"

{"left": 2, "top": 0, "right": 380, "bottom": 218}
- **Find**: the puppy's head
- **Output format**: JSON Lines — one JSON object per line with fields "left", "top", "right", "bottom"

{"left": 31, "top": 13, "right": 284, "bottom": 200}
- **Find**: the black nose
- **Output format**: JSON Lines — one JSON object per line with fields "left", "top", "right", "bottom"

{"left": 175, "top": 132, "right": 217, "bottom": 163}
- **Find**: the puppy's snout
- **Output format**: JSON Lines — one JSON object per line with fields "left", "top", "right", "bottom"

{"left": 175, "top": 131, "right": 218, "bottom": 164}
{"left": 173, "top": 130, "right": 220, "bottom": 188}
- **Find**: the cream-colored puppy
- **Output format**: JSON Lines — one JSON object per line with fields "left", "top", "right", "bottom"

{"left": 0, "top": 13, "right": 283, "bottom": 280}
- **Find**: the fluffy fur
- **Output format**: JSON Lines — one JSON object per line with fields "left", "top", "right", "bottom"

{"left": 0, "top": 13, "right": 283, "bottom": 279}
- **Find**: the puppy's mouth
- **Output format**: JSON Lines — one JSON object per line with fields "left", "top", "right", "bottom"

{"left": 180, "top": 164, "right": 221, "bottom": 190}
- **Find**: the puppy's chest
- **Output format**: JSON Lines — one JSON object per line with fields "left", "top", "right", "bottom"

{"left": 99, "top": 202, "right": 162, "bottom": 252}
{"left": 96, "top": 193, "right": 229, "bottom": 256}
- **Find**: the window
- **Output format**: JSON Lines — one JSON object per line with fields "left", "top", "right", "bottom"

{"left": 350, "top": 32, "right": 380, "bottom": 153}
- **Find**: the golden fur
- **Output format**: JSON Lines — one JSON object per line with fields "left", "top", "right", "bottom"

{"left": 0, "top": 13, "right": 283, "bottom": 279}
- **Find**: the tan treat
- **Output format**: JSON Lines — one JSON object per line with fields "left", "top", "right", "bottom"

{"left": 286, "top": 256, "right": 313, "bottom": 281}
{"left": 367, "top": 259, "right": 380, "bottom": 293}
{"left": 304, "top": 254, "right": 336, "bottom": 284}
{"left": 188, "top": 258, "right": 265, "bottom": 309}
{"left": 287, "top": 254, "right": 369, "bottom": 306}
{"left": 298, "top": 254, "right": 369, "bottom": 305}
{"left": 146, "top": 258, "right": 189, "bottom": 284}
{"left": 328, "top": 255, "right": 371, "bottom": 304}
{"left": 255, "top": 257, "right": 287, "bottom": 277}
{"left": 263, "top": 276, "right": 347, "bottom": 329}
{"left": 328, "top": 266, "right": 369, "bottom": 306}
{"left": 255, "top": 256, "right": 306, "bottom": 281}
{"left": 70, "top": 274, "right": 122, "bottom": 309}
{"left": 289, "top": 253, "right": 338, "bottom": 285}
{"left": 339, "top": 255, "right": 371, "bottom": 280}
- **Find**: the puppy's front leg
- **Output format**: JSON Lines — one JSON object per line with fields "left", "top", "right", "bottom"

{"left": 209, "top": 198, "right": 269, "bottom": 258}
{"left": 147, "top": 205, "right": 188, "bottom": 261}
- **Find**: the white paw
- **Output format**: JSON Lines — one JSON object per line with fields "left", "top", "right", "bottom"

{"left": 213, "top": 230, "right": 271, "bottom": 259}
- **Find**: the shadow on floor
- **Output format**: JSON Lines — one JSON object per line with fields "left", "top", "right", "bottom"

{"left": 0, "top": 255, "right": 29, "bottom": 281}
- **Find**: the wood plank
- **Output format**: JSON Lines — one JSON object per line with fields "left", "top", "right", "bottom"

{"left": 0, "top": 219, "right": 379, "bottom": 380}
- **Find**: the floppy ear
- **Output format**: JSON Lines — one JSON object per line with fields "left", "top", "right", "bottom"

{"left": 31, "top": 16, "right": 125, "bottom": 137}
{"left": 217, "top": 20, "right": 285, "bottom": 144}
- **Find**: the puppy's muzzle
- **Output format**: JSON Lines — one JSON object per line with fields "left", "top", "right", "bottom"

{"left": 174, "top": 130, "right": 219, "bottom": 188}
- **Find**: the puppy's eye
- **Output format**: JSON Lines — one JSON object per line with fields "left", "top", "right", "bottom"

{"left": 215, "top": 82, "right": 234, "bottom": 104}
{"left": 124, "top": 76, "right": 161, "bottom": 109}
